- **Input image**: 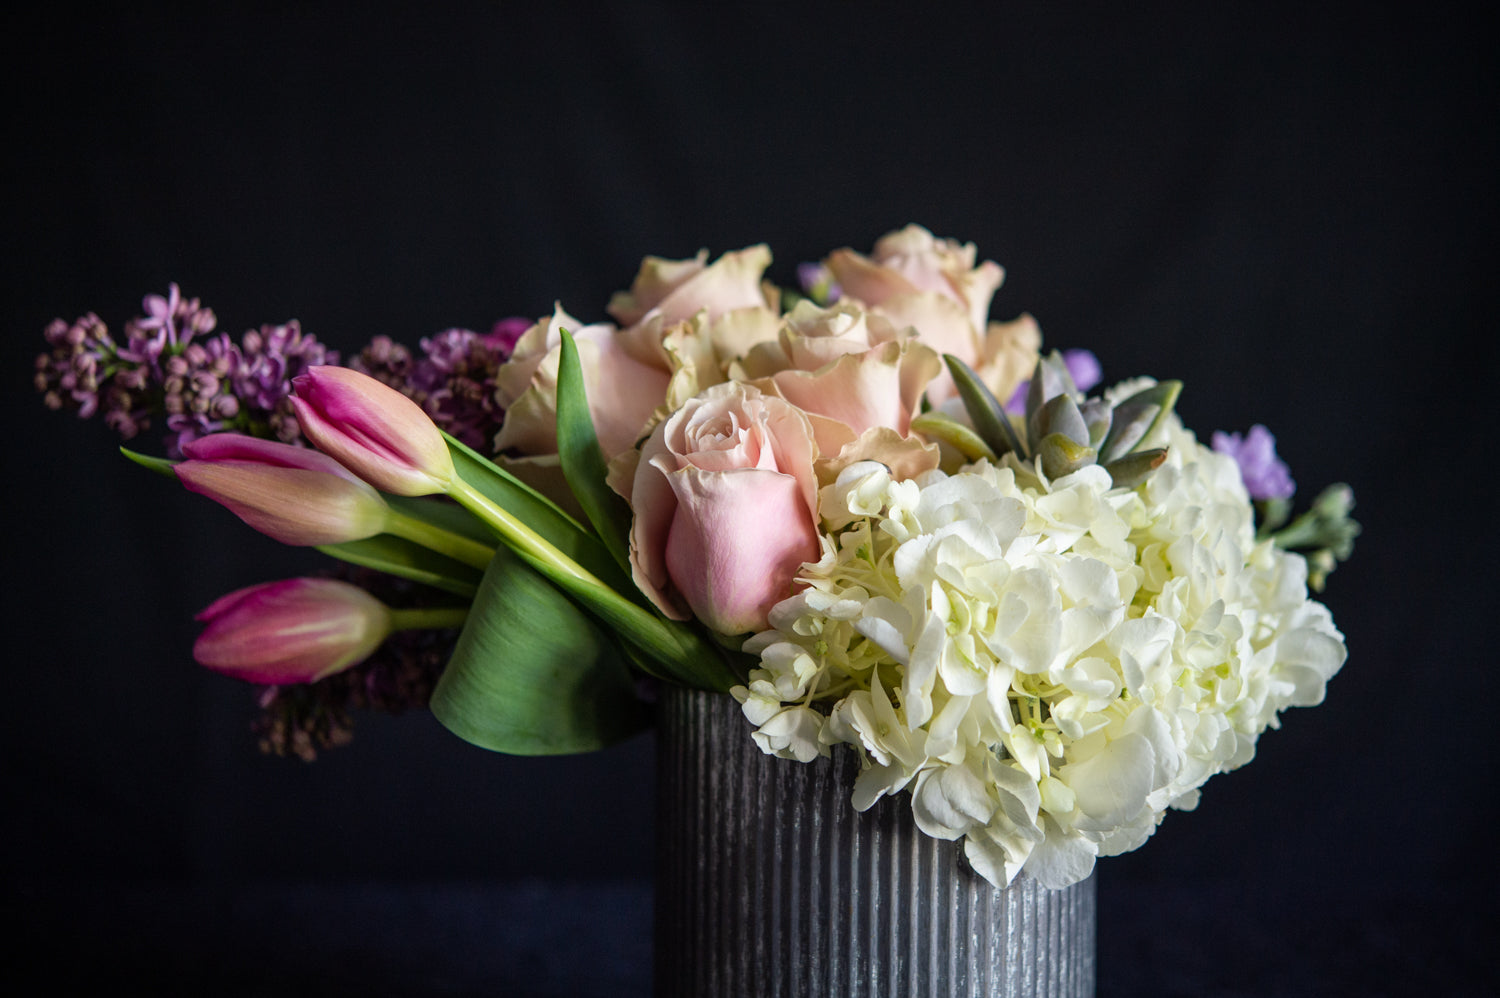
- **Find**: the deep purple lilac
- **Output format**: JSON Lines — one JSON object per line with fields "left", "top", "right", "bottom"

{"left": 1212, "top": 424, "right": 1296, "bottom": 501}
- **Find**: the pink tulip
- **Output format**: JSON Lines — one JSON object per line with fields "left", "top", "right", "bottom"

{"left": 177, "top": 433, "right": 390, "bottom": 546}
{"left": 290, "top": 366, "right": 456, "bottom": 495}
{"left": 193, "top": 578, "right": 393, "bottom": 684}
{"left": 626, "top": 382, "right": 821, "bottom": 635}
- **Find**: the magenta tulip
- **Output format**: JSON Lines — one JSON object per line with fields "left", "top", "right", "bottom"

{"left": 290, "top": 366, "right": 456, "bottom": 496}
{"left": 177, "top": 433, "right": 391, "bottom": 546}
{"left": 193, "top": 578, "right": 393, "bottom": 684}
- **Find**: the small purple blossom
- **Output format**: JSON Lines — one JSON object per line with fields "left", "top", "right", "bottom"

{"left": 486, "top": 316, "right": 533, "bottom": 354}
{"left": 35, "top": 286, "right": 336, "bottom": 456}
{"left": 796, "top": 261, "right": 841, "bottom": 304}
{"left": 1212, "top": 424, "right": 1296, "bottom": 501}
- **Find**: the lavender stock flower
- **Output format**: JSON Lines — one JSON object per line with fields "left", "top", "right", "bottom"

{"left": 1212, "top": 424, "right": 1296, "bottom": 501}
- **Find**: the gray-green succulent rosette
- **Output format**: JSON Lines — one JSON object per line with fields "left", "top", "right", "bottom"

{"left": 38, "top": 225, "right": 1357, "bottom": 886}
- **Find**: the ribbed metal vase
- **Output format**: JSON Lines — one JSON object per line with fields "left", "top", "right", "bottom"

{"left": 654, "top": 687, "right": 1096, "bottom": 998}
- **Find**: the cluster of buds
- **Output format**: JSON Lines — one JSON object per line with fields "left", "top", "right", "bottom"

{"left": 34, "top": 285, "right": 336, "bottom": 456}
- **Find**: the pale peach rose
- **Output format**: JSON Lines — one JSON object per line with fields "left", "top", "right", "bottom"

{"left": 621, "top": 382, "right": 821, "bottom": 635}
{"left": 825, "top": 226, "right": 1039, "bottom": 406}
{"left": 735, "top": 299, "right": 905, "bottom": 379}
{"left": 607, "top": 244, "right": 776, "bottom": 329}
{"left": 726, "top": 300, "right": 942, "bottom": 469}
{"left": 825, "top": 225, "right": 1003, "bottom": 340}
{"left": 494, "top": 305, "right": 669, "bottom": 459}
{"left": 496, "top": 246, "right": 783, "bottom": 461}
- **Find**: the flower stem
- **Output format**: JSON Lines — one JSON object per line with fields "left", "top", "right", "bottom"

{"left": 447, "top": 474, "right": 607, "bottom": 588}
{"left": 446, "top": 470, "right": 741, "bottom": 690}
{"left": 388, "top": 606, "right": 470, "bottom": 632}
{"left": 383, "top": 508, "right": 497, "bottom": 570}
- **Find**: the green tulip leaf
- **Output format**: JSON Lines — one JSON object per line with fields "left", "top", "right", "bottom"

{"left": 443, "top": 430, "right": 627, "bottom": 589}
{"left": 555, "top": 328, "right": 635, "bottom": 576}
{"left": 120, "top": 447, "right": 179, "bottom": 478}
{"left": 315, "top": 535, "right": 483, "bottom": 599}
{"left": 431, "top": 545, "right": 649, "bottom": 755}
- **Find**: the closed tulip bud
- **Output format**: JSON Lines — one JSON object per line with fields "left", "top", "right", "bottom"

{"left": 290, "top": 366, "right": 456, "bottom": 496}
{"left": 177, "top": 433, "right": 391, "bottom": 546}
{"left": 193, "top": 578, "right": 394, "bottom": 684}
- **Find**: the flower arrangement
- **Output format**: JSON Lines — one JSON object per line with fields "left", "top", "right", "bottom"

{"left": 35, "top": 225, "right": 1357, "bottom": 888}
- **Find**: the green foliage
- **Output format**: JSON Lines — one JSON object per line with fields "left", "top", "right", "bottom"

{"left": 430, "top": 547, "right": 649, "bottom": 754}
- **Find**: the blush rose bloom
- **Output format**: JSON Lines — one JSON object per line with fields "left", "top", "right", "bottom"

{"left": 494, "top": 245, "right": 778, "bottom": 460}
{"left": 495, "top": 305, "right": 670, "bottom": 459}
{"left": 619, "top": 382, "right": 821, "bottom": 636}
{"left": 824, "top": 225, "right": 1039, "bottom": 405}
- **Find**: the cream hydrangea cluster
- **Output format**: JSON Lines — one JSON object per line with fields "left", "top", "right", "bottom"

{"left": 732, "top": 397, "right": 1347, "bottom": 889}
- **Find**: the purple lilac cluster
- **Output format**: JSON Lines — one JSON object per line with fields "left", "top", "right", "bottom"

{"left": 350, "top": 317, "right": 528, "bottom": 450}
{"left": 34, "top": 285, "right": 337, "bottom": 457}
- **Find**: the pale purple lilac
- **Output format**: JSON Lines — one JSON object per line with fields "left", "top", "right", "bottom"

{"left": 1211, "top": 424, "right": 1296, "bottom": 501}
{"left": 796, "top": 261, "right": 841, "bottom": 303}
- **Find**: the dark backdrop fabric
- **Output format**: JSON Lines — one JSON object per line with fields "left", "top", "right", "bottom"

{"left": 4, "top": 3, "right": 1494, "bottom": 995}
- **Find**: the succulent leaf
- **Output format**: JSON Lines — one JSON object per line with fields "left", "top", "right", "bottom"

{"left": 1036, "top": 393, "right": 1090, "bottom": 448}
{"left": 1037, "top": 433, "right": 1097, "bottom": 478}
{"left": 1103, "top": 447, "right": 1168, "bottom": 488}
{"left": 1101, "top": 381, "right": 1181, "bottom": 461}
{"left": 910, "top": 411, "right": 999, "bottom": 463}
{"left": 1081, "top": 398, "right": 1113, "bottom": 448}
{"left": 944, "top": 354, "right": 1026, "bottom": 459}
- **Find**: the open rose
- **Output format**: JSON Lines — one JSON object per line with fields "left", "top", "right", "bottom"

{"left": 733, "top": 300, "right": 943, "bottom": 479}
{"left": 825, "top": 225, "right": 1038, "bottom": 405}
{"left": 495, "top": 245, "right": 779, "bottom": 460}
{"left": 494, "top": 306, "right": 670, "bottom": 459}
{"left": 616, "top": 382, "right": 820, "bottom": 635}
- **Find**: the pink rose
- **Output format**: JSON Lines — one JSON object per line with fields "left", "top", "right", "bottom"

{"left": 494, "top": 306, "right": 671, "bottom": 459}
{"left": 495, "top": 245, "right": 779, "bottom": 461}
{"left": 622, "top": 382, "right": 821, "bottom": 635}
{"left": 825, "top": 225, "right": 1002, "bottom": 338}
{"left": 607, "top": 244, "right": 774, "bottom": 329}
{"left": 824, "top": 226, "right": 1037, "bottom": 405}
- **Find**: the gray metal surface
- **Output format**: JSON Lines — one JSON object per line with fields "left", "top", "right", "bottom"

{"left": 655, "top": 687, "right": 1096, "bottom": 997}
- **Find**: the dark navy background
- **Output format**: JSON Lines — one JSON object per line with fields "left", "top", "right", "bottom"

{"left": 5, "top": 4, "right": 1493, "bottom": 994}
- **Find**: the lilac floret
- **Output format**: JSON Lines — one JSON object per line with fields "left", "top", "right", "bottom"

{"left": 1212, "top": 424, "right": 1296, "bottom": 501}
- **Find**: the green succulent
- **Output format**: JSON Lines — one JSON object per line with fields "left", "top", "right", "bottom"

{"left": 915, "top": 352, "right": 1181, "bottom": 489}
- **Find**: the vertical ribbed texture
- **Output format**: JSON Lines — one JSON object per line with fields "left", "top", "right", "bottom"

{"left": 655, "top": 688, "right": 1096, "bottom": 998}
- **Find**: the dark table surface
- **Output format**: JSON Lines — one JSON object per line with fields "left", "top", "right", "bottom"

{"left": 11, "top": 877, "right": 1490, "bottom": 997}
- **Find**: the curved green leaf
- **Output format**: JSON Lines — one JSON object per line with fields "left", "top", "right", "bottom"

{"left": 430, "top": 546, "right": 649, "bottom": 755}
{"left": 909, "top": 412, "right": 998, "bottom": 463}
{"left": 120, "top": 447, "right": 178, "bottom": 478}
{"left": 556, "top": 328, "right": 634, "bottom": 575}
{"left": 315, "top": 535, "right": 482, "bottom": 598}
{"left": 443, "top": 430, "right": 627, "bottom": 589}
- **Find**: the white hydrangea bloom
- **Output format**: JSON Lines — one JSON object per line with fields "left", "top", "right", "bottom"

{"left": 731, "top": 408, "right": 1347, "bottom": 890}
